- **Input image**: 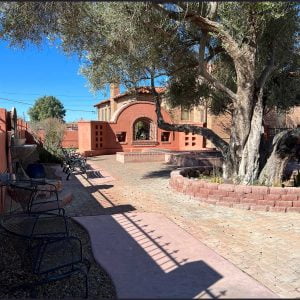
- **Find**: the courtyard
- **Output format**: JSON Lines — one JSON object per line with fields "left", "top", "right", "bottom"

{"left": 0, "top": 2, "right": 299, "bottom": 298}
{"left": 63, "top": 155, "right": 300, "bottom": 298}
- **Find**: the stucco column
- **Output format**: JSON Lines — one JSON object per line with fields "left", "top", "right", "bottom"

{"left": 110, "top": 84, "right": 120, "bottom": 116}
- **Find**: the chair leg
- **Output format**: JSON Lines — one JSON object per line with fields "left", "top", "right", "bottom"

{"left": 66, "top": 171, "right": 71, "bottom": 181}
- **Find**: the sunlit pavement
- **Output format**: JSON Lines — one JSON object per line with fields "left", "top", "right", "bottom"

{"left": 61, "top": 155, "right": 300, "bottom": 298}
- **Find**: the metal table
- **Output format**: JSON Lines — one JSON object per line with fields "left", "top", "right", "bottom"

{"left": 0, "top": 212, "right": 69, "bottom": 240}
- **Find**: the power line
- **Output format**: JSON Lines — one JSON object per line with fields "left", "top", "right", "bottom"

{"left": 0, "top": 90, "right": 102, "bottom": 99}
{"left": 0, "top": 97, "right": 32, "bottom": 105}
{"left": 0, "top": 97, "right": 96, "bottom": 113}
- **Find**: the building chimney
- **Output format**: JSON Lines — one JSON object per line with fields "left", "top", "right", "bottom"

{"left": 110, "top": 83, "right": 120, "bottom": 99}
{"left": 110, "top": 83, "right": 119, "bottom": 116}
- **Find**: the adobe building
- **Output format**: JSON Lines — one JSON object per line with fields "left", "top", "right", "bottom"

{"left": 78, "top": 84, "right": 299, "bottom": 156}
{"left": 77, "top": 84, "right": 229, "bottom": 156}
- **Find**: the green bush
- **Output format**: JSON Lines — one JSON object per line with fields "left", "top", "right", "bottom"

{"left": 38, "top": 148, "right": 62, "bottom": 164}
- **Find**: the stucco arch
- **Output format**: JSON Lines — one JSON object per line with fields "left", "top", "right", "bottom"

{"left": 110, "top": 101, "right": 172, "bottom": 124}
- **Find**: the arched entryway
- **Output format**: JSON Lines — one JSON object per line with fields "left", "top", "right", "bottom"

{"left": 133, "top": 117, "right": 156, "bottom": 141}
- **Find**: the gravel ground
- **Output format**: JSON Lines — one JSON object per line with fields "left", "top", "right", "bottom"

{"left": 0, "top": 218, "right": 116, "bottom": 298}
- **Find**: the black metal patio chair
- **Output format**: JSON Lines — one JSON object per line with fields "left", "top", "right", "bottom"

{"left": 61, "top": 148, "right": 87, "bottom": 180}
{"left": 6, "top": 179, "right": 65, "bottom": 215}
{"left": 9, "top": 236, "right": 90, "bottom": 298}
{"left": 1, "top": 212, "right": 90, "bottom": 298}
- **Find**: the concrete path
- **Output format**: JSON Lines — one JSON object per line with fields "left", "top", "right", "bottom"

{"left": 74, "top": 213, "right": 277, "bottom": 299}
{"left": 87, "top": 155, "right": 300, "bottom": 298}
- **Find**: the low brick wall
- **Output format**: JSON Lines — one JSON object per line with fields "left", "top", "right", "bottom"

{"left": 165, "top": 151, "right": 223, "bottom": 168}
{"left": 116, "top": 152, "right": 166, "bottom": 163}
{"left": 169, "top": 169, "right": 300, "bottom": 213}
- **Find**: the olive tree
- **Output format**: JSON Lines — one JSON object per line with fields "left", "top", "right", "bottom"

{"left": 1, "top": 2, "right": 299, "bottom": 184}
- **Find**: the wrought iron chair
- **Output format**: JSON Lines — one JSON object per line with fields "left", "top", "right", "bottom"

{"left": 61, "top": 148, "right": 87, "bottom": 180}
{"left": 1, "top": 212, "right": 90, "bottom": 298}
{"left": 9, "top": 235, "right": 90, "bottom": 298}
{"left": 6, "top": 179, "right": 65, "bottom": 215}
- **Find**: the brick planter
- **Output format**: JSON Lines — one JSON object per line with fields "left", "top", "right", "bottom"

{"left": 169, "top": 169, "right": 300, "bottom": 213}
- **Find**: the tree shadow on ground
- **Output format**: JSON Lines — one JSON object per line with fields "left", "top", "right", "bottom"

{"left": 85, "top": 184, "right": 114, "bottom": 193}
{"left": 74, "top": 212, "right": 226, "bottom": 298}
{"left": 75, "top": 167, "right": 227, "bottom": 299}
{"left": 142, "top": 166, "right": 178, "bottom": 179}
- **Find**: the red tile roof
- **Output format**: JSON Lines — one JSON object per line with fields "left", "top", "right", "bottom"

{"left": 94, "top": 86, "right": 166, "bottom": 107}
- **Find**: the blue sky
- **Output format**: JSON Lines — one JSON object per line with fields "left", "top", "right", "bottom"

{"left": 0, "top": 40, "right": 115, "bottom": 122}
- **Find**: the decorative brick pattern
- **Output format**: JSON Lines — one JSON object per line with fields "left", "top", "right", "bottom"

{"left": 169, "top": 169, "right": 300, "bottom": 213}
{"left": 116, "top": 152, "right": 166, "bottom": 163}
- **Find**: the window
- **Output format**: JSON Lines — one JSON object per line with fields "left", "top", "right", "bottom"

{"left": 133, "top": 118, "right": 154, "bottom": 141}
{"left": 181, "top": 107, "right": 190, "bottom": 121}
{"left": 116, "top": 132, "right": 126, "bottom": 143}
{"left": 200, "top": 109, "right": 206, "bottom": 123}
{"left": 161, "top": 132, "right": 170, "bottom": 142}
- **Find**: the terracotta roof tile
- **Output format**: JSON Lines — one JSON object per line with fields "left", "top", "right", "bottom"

{"left": 94, "top": 86, "right": 166, "bottom": 107}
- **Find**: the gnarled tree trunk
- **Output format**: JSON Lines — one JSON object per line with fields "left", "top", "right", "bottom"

{"left": 152, "top": 3, "right": 279, "bottom": 185}
{"left": 259, "top": 128, "right": 300, "bottom": 186}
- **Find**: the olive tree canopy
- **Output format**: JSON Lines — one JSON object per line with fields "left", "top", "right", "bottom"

{"left": 1, "top": 2, "right": 299, "bottom": 184}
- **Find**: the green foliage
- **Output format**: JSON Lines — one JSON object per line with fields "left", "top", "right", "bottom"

{"left": 0, "top": 0, "right": 299, "bottom": 162}
{"left": 28, "top": 96, "right": 66, "bottom": 121}
{"left": 1, "top": 2, "right": 299, "bottom": 116}
{"left": 38, "top": 147, "right": 62, "bottom": 164}
{"left": 30, "top": 118, "right": 66, "bottom": 162}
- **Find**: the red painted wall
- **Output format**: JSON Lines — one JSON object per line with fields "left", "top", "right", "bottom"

{"left": 0, "top": 108, "right": 7, "bottom": 172}
{"left": 34, "top": 129, "right": 78, "bottom": 148}
{"left": 78, "top": 101, "right": 206, "bottom": 156}
{"left": 62, "top": 130, "right": 78, "bottom": 148}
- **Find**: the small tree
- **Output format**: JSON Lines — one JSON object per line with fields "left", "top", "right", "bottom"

{"left": 30, "top": 118, "right": 66, "bottom": 162}
{"left": 28, "top": 96, "right": 66, "bottom": 122}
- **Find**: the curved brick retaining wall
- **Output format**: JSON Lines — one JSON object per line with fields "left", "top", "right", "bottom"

{"left": 169, "top": 169, "right": 300, "bottom": 213}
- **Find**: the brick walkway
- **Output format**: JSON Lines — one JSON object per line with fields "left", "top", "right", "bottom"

{"left": 77, "top": 155, "right": 300, "bottom": 298}
{"left": 74, "top": 213, "right": 276, "bottom": 298}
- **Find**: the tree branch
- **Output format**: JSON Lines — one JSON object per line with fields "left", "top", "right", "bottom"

{"left": 257, "top": 44, "right": 276, "bottom": 91}
{"left": 153, "top": 3, "right": 241, "bottom": 61}
{"left": 199, "top": 70, "right": 237, "bottom": 101}
{"left": 206, "top": 45, "right": 224, "bottom": 62}
{"left": 149, "top": 71, "right": 229, "bottom": 157}
{"left": 207, "top": 2, "right": 218, "bottom": 20}
{"left": 153, "top": 3, "right": 238, "bottom": 102}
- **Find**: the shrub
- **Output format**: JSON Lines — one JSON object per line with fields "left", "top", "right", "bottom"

{"left": 30, "top": 118, "right": 66, "bottom": 163}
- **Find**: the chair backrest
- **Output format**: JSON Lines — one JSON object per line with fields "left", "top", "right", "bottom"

{"left": 7, "top": 182, "right": 37, "bottom": 213}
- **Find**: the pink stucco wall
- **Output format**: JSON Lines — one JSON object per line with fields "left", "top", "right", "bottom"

{"left": 78, "top": 102, "right": 206, "bottom": 156}
{"left": 36, "top": 129, "right": 78, "bottom": 148}
{"left": 0, "top": 108, "right": 7, "bottom": 173}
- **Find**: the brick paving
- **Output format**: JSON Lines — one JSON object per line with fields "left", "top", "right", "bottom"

{"left": 58, "top": 155, "right": 300, "bottom": 298}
